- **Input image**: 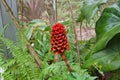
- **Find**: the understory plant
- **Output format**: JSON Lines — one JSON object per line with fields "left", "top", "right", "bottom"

{"left": 3, "top": 0, "right": 120, "bottom": 79}
{"left": 75, "top": 0, "right": 120, "bottom": 79}
{"left": 79, "top": 0, "right": 120, "bottom": 79}
{"left": 0, "top": 27, "right": 41, "bottom": 80}
{"left": 83, "top": 0, "right": 120, "bottom": 71}
{"left": 0, "top": 19, "right": 96, "bottom": 80}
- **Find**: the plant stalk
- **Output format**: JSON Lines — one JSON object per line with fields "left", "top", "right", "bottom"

{"left": 67, "top": 0, "right": 81, "bottom": 66}
{"left": 79, "top": 21, "right": 83, "bottom": 40}
{"left": 53, "top": 0, "right": 57, "bottom": 23}
{"left": 53, "top": 0, "right": 60, "bottom": 62}
{"left": 61, "top": 53, "right": 72, "bottom": 73}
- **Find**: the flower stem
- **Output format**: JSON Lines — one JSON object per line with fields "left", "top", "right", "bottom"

{"left": 61, "top": 54, "right": 72, "bottom": 73}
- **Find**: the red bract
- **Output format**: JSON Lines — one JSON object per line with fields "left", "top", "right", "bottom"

{"left": 51, "top": 23, "right": 69, "bottom": 54}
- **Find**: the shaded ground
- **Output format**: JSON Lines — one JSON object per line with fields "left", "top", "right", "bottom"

{"left": 76, "top": 27, "right": 96, "bottom": 40}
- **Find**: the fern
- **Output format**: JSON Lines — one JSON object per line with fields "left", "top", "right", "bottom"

{"left": 39, "top": 62, "right": 96, "bottom": 80}
{"left": 0, "top": 40, "right": 5, "bottom": 68}
{"left": 0, "top": 36, "right": 41, "bottom": 80}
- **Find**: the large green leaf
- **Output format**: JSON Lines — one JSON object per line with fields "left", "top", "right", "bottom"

{"left": 91, "top": 1, "right": 120, "bottom": 54}
{"left": 77, "top": 0, "right": 108, "bottom": 22}
{"left": 83, "top": 1, "right": 120, "bottom": 71}
{"left": 83, "top": 33, "right": 120, "bottom": 71}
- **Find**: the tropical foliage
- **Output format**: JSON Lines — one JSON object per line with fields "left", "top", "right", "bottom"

{"left": 1, "top": 0, "right": 120, "bottom": 80}
{"left": 83, "top": 0, "right": 120, "bottom": 72}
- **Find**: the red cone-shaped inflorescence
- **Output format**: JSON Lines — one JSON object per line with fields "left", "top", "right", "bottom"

{"left": 51, "top": 23, "right": 69, "bottom": 54}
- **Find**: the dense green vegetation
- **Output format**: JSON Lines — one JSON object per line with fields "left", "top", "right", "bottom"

{"left": 0, "top": 0, "right": 120, "bottom": 80}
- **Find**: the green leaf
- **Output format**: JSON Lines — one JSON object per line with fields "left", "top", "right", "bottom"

{"left": 44, "top": 26, "right": 51, "bottom": 31}
{"left": 0, "top": 24, "right": 9, "bottom": 37}
{"left": 83, "top": 1, "right": 120, "bottom": 71}
{"left": 83, "top": 33, "right": 120, "bottom": 71}
{"left": 40, "top": 62, "right": 96, "bottom": 80}
{"left": 30, "top": 19, "right": 47, "bottom": 31}
{"left": 77, "top": 0, "right": 108, "bottom": 22}
{"left": 91, "top": 2, "right": 120, "bottom": 54}
{"left": 26, "top": 26, "right": 33, "bottom": 40}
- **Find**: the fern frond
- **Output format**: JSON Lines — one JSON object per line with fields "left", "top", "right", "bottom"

{"left": 0, "top": 37, "right": 41, "bottom": 80}
{"left": 0, "top": 40, "right": 5, "bottom": 67}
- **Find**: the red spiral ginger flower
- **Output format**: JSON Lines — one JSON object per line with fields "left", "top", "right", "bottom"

{"left": 51, "top": 23, "right": 72, "bottom": 72}
{"left": 51, "top": 23, "right": 69, "bottom": 54}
